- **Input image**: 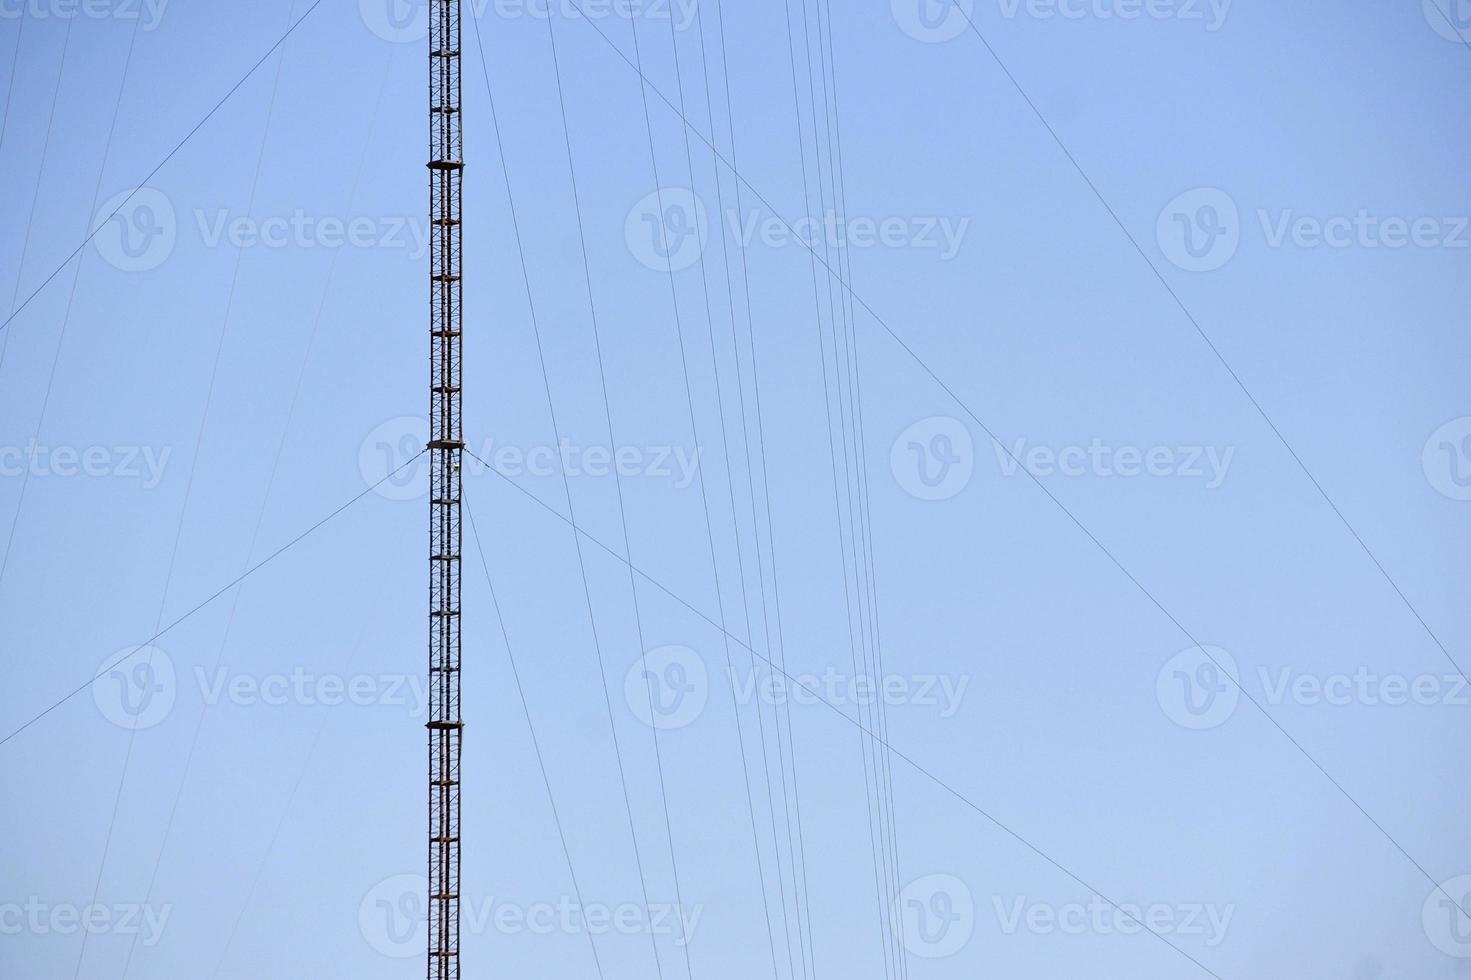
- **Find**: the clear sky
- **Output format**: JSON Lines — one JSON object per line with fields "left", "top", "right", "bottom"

{"left": 1, "top": 1, "right": 1468, "bottom": 978}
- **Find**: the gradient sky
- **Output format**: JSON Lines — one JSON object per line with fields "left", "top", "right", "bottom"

{"left": 1, "top": 1, "right": 1468, "bottom": 978}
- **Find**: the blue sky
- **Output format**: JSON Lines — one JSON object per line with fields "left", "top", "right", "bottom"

{"left": 1, "top": 1, "right": 1468, "bottom": 978}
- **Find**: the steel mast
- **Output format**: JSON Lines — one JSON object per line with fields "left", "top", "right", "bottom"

{"left": 426, "top": 0, "right": 464, "bottom": 975}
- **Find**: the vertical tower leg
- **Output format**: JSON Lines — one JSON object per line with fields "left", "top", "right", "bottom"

{"left": 427, "top": 0, "right": 463, "bottom": 978}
